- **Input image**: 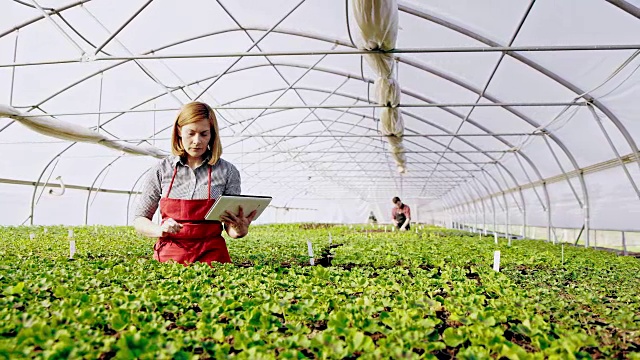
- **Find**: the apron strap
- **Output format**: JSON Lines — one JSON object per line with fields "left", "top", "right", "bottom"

{"left": 166, "top": 163, "right": 211, "bottom": 199}
{"left": 166, "top": 166, "right": 178, "bottom": 199}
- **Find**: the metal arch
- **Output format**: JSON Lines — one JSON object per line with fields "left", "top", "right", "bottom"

{"left": 458, "top": 183, "right": 479, "bottom": 231}
{"left": 116, "top": 105, "right": 495, "bottom": 215}
{"left": 198, "top": 80, "right": 526, "bottom": 196}
{"left": 454, "top": 184, "right": 475, "bottom": 228}
{"left": 84, "top": 159, "right": 117, "bottom": 225}
{"left": 605, "top": 0, "right": 640, "bottom": 19}
{"left": 587, "top": 103, "right": 640, "bottom": 200}
{"left": 29, "top": 143, "right": 75, "bottom": 225}
{"left": 208, "top": 81, "right": 531, "bottom": 199}
{"left": 192, "top": 58, "right": 553, "bottom": 203}
{"left": 90, "top": 78, "right": 515, "bottom": 201}
{"left": 463, "top": 181, "right": 486, "bottom": 232}
{"left": 399, "top": 4, "right": 640, "bottom": 233}
{"left": 5, "top": 5, "right": 627, "bottom": 226}
{"left": 2, "top": 29, "right": 580, "bottom": 208}
{"left": 420, "top": 0, "right": 535, "bottom": 202}
{"left": 399, "top": 3, "right": 638, "bottom": 175}
{"left": 5, "top": 7, "right": 639, "bottom": 178}
{"left": 493, "top": 163, "right": 524, "bottom": 215}
{"left": 2, "top": 23, "right": 588, "bottom": 183}
{"left": 0, "top": 0, "right": 91, "bottom": 39}
{"left": 494, "top": 162, "right": 527, "bottom": 236}
{"left": 221, "top": 104, "right": 510, "bottom": 197}
{"left": 126, "top": 168, "right": 151, "bottom": 226}
{"left": 216, "top": 83, "right": 538, "bottom": 205}
{"left": 448, "top": 191, "right": 466, "bottom": 227}
{"left": 440, "top": 194, "right": 454, "bottom": 227}
{"left": 0, "top": 21, "right": 572, "bottom": 209}
{"left": 469, "top": 177, "right": 497, "bottom": 235}
{"left": 92, "top": 0, "right": 155, "bottom": 56}
{"left": 165, "top": 26, "right": 583, "bottom": 203}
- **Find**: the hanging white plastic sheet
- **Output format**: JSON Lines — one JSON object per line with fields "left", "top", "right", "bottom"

{"left": 0, "top": 104, "right": 166, "bottom": 158}
{"left": 352, "top": 0, "right": 406, "bottom": 173}
{"left": 352, "top": 0, "right": 399, "bottom": 51}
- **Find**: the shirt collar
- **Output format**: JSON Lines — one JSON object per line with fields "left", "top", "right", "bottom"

{"left": 173, "top": 154, "right": 211, "bottom": 168}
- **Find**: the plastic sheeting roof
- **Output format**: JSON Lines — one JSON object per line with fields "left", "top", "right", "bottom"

{"left": 1, "top": 0, "right": 639, "bottom": 233}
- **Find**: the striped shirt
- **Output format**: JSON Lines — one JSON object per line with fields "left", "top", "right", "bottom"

{"left": 133, "top": 155, "right": 241, "bottom": 220}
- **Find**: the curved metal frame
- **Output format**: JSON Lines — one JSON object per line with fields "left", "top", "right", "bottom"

{"left": 48, "top": 73, "right": 517, "bottom": 206}
{"left": 3, "top": 2, "right": 638, "bottom": 230}
{"left": 126, "top": 168, "right": 151, "bottom": 226}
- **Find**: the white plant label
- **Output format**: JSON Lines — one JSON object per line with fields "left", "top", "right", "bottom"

{"left": 493, "top": 250, "right": 501, "bottom": 272}
{"left": 307, "top": 240, "right": 314, "bottom": 266}
{"left": 30, "top": 233, "right": 35, "bottom": 240}
{"left": 561, "top": 243, "right": 564, "bottom": 264}
{"left": 43, "top": 228, "right": 48, "bottom": 234}
{"left": 328, "top": 233, "right": 332, "bottom": 246}
{"left": 70, "top": 240, "right": 76, "bottom": 259}
{"left": 494, "top": 232, "right": 498, "bottom": 244}
{"left": 68, "top": 229, "right": 74, "bottom": 238}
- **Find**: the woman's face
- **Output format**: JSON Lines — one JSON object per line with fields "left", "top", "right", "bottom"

{"left": 179, "top": 118, "right": 212, "bottom": 161}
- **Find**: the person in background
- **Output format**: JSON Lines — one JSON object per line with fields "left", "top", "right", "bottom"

{"left": 391, "top": 196, "right": 411, "bottom": 231}
{"left": 133, "top": 102, "right": 256, "bottom": 266}
{"left": 368, "top": 211, "right": 378, "bottom": 225}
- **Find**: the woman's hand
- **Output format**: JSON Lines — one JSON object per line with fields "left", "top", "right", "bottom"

{"left": 160, "top": 218, "right": 183, "bottom": 236}
{"left": 220, "top": 206, "right": 257, "bottom": 238}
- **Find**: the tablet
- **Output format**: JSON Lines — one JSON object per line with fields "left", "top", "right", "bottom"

{"left": 204, "top": 195, "right": 272, "bottom": 222}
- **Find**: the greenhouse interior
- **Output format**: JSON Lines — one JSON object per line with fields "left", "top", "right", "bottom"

{"left": 1, "top": 0, "right": 639, "bottom": 358}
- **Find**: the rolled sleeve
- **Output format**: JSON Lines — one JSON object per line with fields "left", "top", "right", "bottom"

{"left": 133, "top": 164, "right": 163, "bottom": 221}
{"left": 224, "top": 164, "right": 241, "bottom": 195}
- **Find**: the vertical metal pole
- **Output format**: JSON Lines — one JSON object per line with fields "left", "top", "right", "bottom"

{"left": 622, "top": 231, "right": 627, "bottom": 256}
{"left": 97, "top": 72, "right": 103, "bottom": 133}
{"left": 522, "top": 205, "right": 527, "bottom": 239}
{"left": 482, "top": 197, "right": 486, "bottom": 236}
{"left": 548, "top": 208, "right": 553, "bottom": 243}
{"left": 474, "top": 201, "right": 478, "bottom": 234}
{"left": 495, "top": 163, "right": 521, "bottom": 240}
{"left": 503, "top": 193, "right": 509, "bottom": 239}
{"left": 153, "top": 103, "right": 157, "bottom": 146}
{"left": 10, "top": 31, "right": 19, "bottom": 106}
{"left": 544, "top": 182, "right": 552, "bottom": 243}
{"left": 493, "top": 194, "right": 497, "bottom": 241}
{"left": 515, "top": 152, "right": 546, "bottom": 211}
{"left": 542, "top": 136, "right": 583, "bottom": 209}
{"left": 583, "top": 191, "right": 590, "bottom": 247}
{"left": 468, "top": 179, "right": 490, "bottom": 236}
{"left": 505, "top": 193, "right": 511, "bottom": 246}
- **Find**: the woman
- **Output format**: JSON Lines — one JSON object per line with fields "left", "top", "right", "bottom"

{"left": 133, "top": 102, "right": 256, "bottom": 265}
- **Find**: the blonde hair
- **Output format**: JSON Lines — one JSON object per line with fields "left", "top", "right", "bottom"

{"left": 171, "top": 102, "right": 222, "bottom": 165}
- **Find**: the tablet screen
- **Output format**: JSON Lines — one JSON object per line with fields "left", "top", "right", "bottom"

{"left": 204, "top": 195, "right": 272, "bottom": 221}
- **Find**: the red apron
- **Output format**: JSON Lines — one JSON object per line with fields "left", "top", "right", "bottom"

{"left": 153, "top": 165, "right": 231, "bottom": 265}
